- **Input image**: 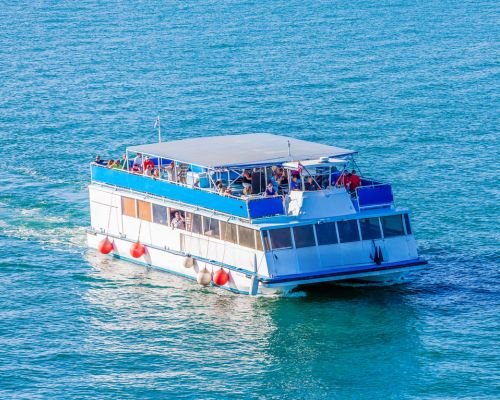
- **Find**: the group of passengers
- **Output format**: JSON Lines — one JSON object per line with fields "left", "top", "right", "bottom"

{"left": 94, "top": 154, "right": 361, "bottom": 196}
{"left": 215, "top": 180, "right": 233, "bottom": 197}
{"left": 334, "top": 169, "right": 361, "bottom": 193}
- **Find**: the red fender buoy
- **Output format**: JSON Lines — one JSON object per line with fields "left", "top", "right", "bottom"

{"left": 98, "top": 237, "right": 113, "bottom": 254}
{"left": 130, "top": 241, "right": 145, "bottom": 258}
{"left": 213, "top": 268, "right": 229, "bottom": 286}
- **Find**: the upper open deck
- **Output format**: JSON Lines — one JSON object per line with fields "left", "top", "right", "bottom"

{"left": 91, "top": 133, "right": 394, "bottom": 221}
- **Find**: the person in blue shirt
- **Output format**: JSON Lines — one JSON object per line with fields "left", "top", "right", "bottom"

{"left": 265, "top": 181, "right": 276, "bottom": 197}
{"left": 290, "top": 175, "right": 299, "bottom": 190}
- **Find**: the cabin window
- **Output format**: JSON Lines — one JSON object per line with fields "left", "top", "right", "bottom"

{"left": 203, "top": 216, "right": 220, "bottom": 239}
{"left": 359, "top": 217, "right": 381, "bottom": 240}
{"left": 220, "top": 221, "right": 237, "bottom": 243}
{"left": 190, "top": 213, "right": 203, "bottom": 234}
{"left": 238, "top": 226, "right": 256, "bottom": 249}
{"left": 152, "top": 204, "right": 168, "bottom": 225}
{"left": 337, "top": 220, "right": 360, "bottom": 243}
{"left": 269, "top": 228, "right": 293, "bottom": 250}
{"left": 381, "top": 215, "right": 405, "bottom": 237}
{"left": 404, "top": 214, "right": 412, "bottom": 235}
{"left": 315, "top": 222, "right": 338, "bottom": 245}
{"left": 255, "top": 231, "right": 264, "bottom": 251}
{"left": 121, "top": 196, "right": 136, "bottom": 218}
{"left": 137, "top": 200, "right": 152, "bottom": 222}
{"left": 262, "top": 231, "right": 271, "bottom": 251}
{"left": 293, "top": 225, "right": 316, "bottom": 248}
{"left": 169, "top": 208, "right": 186, "bottom": 230}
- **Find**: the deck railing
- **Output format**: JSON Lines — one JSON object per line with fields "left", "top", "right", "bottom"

{"left": 90, "top": 164, "right": 284, "bottom": 219}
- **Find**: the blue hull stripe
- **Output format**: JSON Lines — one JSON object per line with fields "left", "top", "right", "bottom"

{"left": 261, "top": 259, "right": 428, "bottom": 285}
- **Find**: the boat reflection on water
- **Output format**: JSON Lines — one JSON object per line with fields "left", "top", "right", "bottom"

{"left": 84, "top": 250, "right": 422, "bottom": 398}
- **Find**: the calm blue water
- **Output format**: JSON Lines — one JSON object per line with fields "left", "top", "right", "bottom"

{"left": 1, "top": 1, "right": 499, "bottom": 398}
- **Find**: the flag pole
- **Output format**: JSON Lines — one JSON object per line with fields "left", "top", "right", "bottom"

{"left": 155, "top": 116, "right": 161, "bottom": 143}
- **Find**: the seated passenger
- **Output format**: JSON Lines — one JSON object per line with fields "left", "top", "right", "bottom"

{"left": 242, "top": 169, "right": 252, "bottom": 195}
{"left": 143, "top": 156, "right": 154, "bottom": 170}
{"left": 106, "top": 159, "right": 114, "bottom": 168}
{"left": 112, "top": 159, "right": 122, "bottom": 169}
{"left": 349, "top": 170, "right": 361, "bottom": 192}
{"left": 120, "top": 154, "right": 128, "bottom": 170}
{"left": 170, "top": 211, "right": 185, "bottom": 229}
{"left": 330, "top": 167, "right": 341, "bottom": 186}
{"left": 224, "top": 186, "right": 232, "bottom": 196}
{"left": 144, "top": 164, "right": 153, "bottom": 176}
{"left": 133, "top": 153, "right": 143, "bottom": 167}
{"left": 305, "top": 176, "right": 319, "bottom": 191}
{"left": 265, "top": 182, "right": 276, "bottom": 197}
{"left": 94, "top": 155, "right": 107, "bottom": 165}
{"left": 152, "top": 168, "right": 160, "bottom": 179}
{"left": 290, "top": 175, "right": 299, "bottom": 190}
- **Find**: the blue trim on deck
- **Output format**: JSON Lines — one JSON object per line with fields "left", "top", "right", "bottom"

{"left": 91, "top": 164, "right": 249, "bottom": 218}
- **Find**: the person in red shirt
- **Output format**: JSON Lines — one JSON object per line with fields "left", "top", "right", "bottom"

{"left": 349, "top": 170, "right": 361, "bottom": 193}
{"left": 143, "top": 156, "right": 154, "bottom": 170}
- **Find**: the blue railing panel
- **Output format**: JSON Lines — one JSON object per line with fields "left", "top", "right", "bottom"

{"left": 357, "top": 184, "right": 393, "bottom": 208}
{"left": 91, "top": 165, "right": 249, "bottom": 218}
{"left": 247, "top": 197, "right": 284, "bottom": 219}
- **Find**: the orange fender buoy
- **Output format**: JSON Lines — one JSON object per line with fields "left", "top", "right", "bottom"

{"left": 213, "top": 268, "right": 229, "bottom": 286}
{"left": 98, "top": 237, "right": 113, "bottom": 254}
{"left": 130, "top": 241, "right": 145, "bottom": 258}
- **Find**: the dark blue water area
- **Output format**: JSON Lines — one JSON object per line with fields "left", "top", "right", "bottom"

{"left": 0, "top": 0, "right": 499, "bottom": 398}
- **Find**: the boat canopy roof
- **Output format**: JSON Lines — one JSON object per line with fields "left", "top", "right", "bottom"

{"left": 127, "top": 133, "right": 356, "bottom": 169}
{"left": 282, "top": 158, "right": 348, "bottom": 170}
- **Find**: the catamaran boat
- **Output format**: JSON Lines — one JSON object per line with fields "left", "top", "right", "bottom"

{"left": 87, "top": 133, "right": 427, "bottom": 295}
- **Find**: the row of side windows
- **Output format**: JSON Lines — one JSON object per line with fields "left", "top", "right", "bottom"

{"left": 263, "top": 214, "right": 412, "bottom": 250}
{"left": 121, "top": 196, "right": 263, "bottom": 251}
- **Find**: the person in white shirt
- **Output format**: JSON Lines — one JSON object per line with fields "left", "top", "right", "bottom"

{"left": 170, "top": 211, "right": 185, "bottom": 229}
{"left": 133, "top": 153, "right": 143, "bottom": 172}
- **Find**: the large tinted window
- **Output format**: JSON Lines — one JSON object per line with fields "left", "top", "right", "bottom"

{"left": 316, "top": 222, "right": 338, "bottom": 245}
{"left": 203, "top": 217, "right": 220, "bottom": 239}
{"left": 262, "top": 231, "right": 271, "bottom": 251}
{"left": 293, "top": 225, "right": 316, "bottom": 248}
{"left": 220, "top": 221, "right": 237, "bottom": 243}
{"left": 359, "top": 217, "right": 381, "bottom": 240}
{"left": 191, "top": 213, "right": 203, "bottom": 234}
{"left": 404, "top": 214, "right": 412, "bottom": 235}
{"left": 337, "top": 220, "right": 360, "bottom": 243}
{"left": 381, "top": 215, "right": 405, "bottom": 237}
{"left": 238, "top": 226, "right": 256, "bottom": 249}
{"left": 152, "top": 204, "right": 168, "bottom": 225}
{"left": 269, "top": 228, "right": 293, "bottom": 249}
{"left": 255, "top": 231, "right": 264, "bottom": 251}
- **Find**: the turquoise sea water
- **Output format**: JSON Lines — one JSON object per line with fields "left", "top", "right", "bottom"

{"left": 1, "top": 1, "right": 499, "bottom": 398}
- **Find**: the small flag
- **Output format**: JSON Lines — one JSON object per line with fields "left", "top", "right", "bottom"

{"left": 154, "top": 116, "right": 160, "bottom": 128}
